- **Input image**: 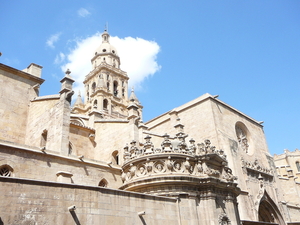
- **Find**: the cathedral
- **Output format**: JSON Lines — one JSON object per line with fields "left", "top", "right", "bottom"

{"left": 0, "top": 30, "right": 299, "bottom": 225}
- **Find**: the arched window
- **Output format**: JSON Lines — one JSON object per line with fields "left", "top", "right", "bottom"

{"left": 103, "top": 99, "right": 108, "bottom": 110}
{"left": 107, "top": 82, "right": 110, "bottom": 91}
{"left": 92, "top": 82, "right": 96, "bottom": 93}
{"left": 235, "top": 122, "right": 250, "bottom": 153}
{"left": 93, "top": 100, "right": 98, "bottom": 109}
{"left": 113, "top": 81, "right": 118, "bottom": 97}
{"left": 122, "top": 88, "right": 125, "bottom": 97}
{"left": 68, "top": 142, "right": 73, "bottom": 155}
{"left": 112, "top": 150, "right": 119, "bottom": 165}
{"left": 40, "top": 129, "right": 47, "bottom": 149}
{"left": 98, "top": 178, "right": 108, "bottom": 187}
{"left": 296, "top": 161, "right": 300, "bottom": 172}
{"left": 0, "top": 165, "right": 13, "bottom": 177}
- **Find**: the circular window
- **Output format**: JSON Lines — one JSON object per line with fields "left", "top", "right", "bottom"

{"left": 102, "top": 49, "right": 106, "bottom": 52}
{"left": 112, "top": 50, "right": 115, "bottom": 54}
{"left": 0, "top": 165, "right": 12, "bottom": 177}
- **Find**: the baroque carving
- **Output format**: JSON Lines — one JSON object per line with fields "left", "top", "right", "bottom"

{"left": 241, "top": 157, "right": 272, "bottom": 175}
{"left": 121, "top": 136, "right": 237, "bottom": 185}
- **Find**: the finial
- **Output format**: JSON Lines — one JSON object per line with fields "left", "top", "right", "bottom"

{"left": 65, "top": 69, "right": 71, "bottom": 75}
{"left": 78, "top": 90, "right": 81, "bottom": 96}
{"left": 104, "top": 22, "right": 108, "bottom": 32}
{"left": 131, "top": 86, "right": 134, "bottom": 92}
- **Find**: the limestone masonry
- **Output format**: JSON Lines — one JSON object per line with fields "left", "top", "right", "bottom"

{"left": 0, "top": 30, "right": 299, "bottom": 225}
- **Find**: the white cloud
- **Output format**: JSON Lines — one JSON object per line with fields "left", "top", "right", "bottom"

{"left": 46, "top": 33, "right": 61, "bottom": 48}
{"left": 78, "top": 8, "right": 90, "bottom": 17}
{"left": 54, "top": 52, "right": 65, "bottom": 64}
{"left": 61, "top": 32, "right": 161, "bottom": 96}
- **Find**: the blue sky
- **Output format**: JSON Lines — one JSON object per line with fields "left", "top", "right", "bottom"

{"left": 1, "top": 1, "right": 299, "bottom": 155}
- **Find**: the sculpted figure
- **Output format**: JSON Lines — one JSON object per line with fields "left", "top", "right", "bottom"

{"left": 129, "top": 163, "right": 136, "bottom": 178}
{"left": 183, "top": 157, "right": 191, "bottom": 173}
{"left": 166, "top": 156, "right": 174, "bottom": 171}
{"left": 146, "top": 158, "right": 153, "bottom": 173}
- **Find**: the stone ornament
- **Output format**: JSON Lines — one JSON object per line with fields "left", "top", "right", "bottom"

{"left": 241, "top": 157, "right": 272, "bottom": 175}
{"left": 218, "top": 213, "right": 231, "bottom": 225}
{"left": 121, "top": 136, "right": 237, "bottom": 185}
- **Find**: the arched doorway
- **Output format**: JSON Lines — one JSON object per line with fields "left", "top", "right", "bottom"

{"left": 258, "top": 192, "right": 285, "bottom": 225}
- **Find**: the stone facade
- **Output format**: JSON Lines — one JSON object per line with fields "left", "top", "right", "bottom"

{"left": 0, "top": 30, "right": 299, "bottom": 225}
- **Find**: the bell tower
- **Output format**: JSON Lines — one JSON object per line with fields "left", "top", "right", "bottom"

{"left": 83, "top": 30, "right": 129, "bottom": 118}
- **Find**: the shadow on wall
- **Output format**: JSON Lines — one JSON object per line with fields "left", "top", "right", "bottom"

{"left": 0, "top": 217, "right": 4, "bottom": 225}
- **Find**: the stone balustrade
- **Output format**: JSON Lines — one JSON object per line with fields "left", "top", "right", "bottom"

{"left": 121, "top": 134, "right": 238, "bottom": 190}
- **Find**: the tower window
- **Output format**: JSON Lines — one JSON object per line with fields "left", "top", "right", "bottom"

{"left": 103, "top": 99, "right": 108, "bottom": 110}
{"left": 113, "top": 81, "right": 118, "bottom": 97}
{"left": 93, "top": 100, "right": 98, "bottom": 109}
{"left": 112, "top": 50, "right": 115, "bottom": 54}
{"left": 92, "top": 82, "right": 96, "bottom": 93}
{"left": 102, "top": 49, "right": 106, "bottom": 52}
{"left": 122, "top": 89, "right": 125, "bottom": 97}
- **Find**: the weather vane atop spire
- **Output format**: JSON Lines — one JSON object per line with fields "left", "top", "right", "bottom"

{"left": 105, "top": 22, "right": 108, "bottom": 32}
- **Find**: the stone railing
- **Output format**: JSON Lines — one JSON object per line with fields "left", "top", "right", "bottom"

{"left": 123, "top": 134, "right": 227, "bottom": 162}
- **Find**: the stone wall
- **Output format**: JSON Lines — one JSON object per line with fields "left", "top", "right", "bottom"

{"left": 0, "top": 141, "right": 123, "bottom": 189}
{"left": 0, "top": 64, "right": 43, "bottom": 145}
{"left": 0, "top": 176, "right": 179, "bottom": 225}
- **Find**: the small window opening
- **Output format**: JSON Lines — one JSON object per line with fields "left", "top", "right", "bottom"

{"left": 122, "top": 89, "right": 125, "bottom": 97}
{"left": 93, "top": 100, "right": 98, "bottom": 109}
{"left": 113, "top": 81, "right": 118, "bottom": 97}
{"left": 99, "top": 178, "right": 108, "bottom": 187}
{"left": 92, "top": 82, "right": 96, "bottom": 93}
{"left": 296, "top": 161, "right": 300, "bottom": 172}
{"left": 107, "top": 82, "right": 110, "bottom": 91}
{"left": 0, "top": 165, "right": 12, "bottom": 177}
{"left": 103, "top": 99, "right": 108, "bottom": 110}
{"left": 112, "top": 150, "right": 119, "bottom": 165}
{"left": 40, "top": 129, "right": 47, "bottom": 148}
{"left": 112, "top": 50, "right": 115, "bottom": 54}
{"left": 68, "top": 142, "right": 73, "bottom": 155}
